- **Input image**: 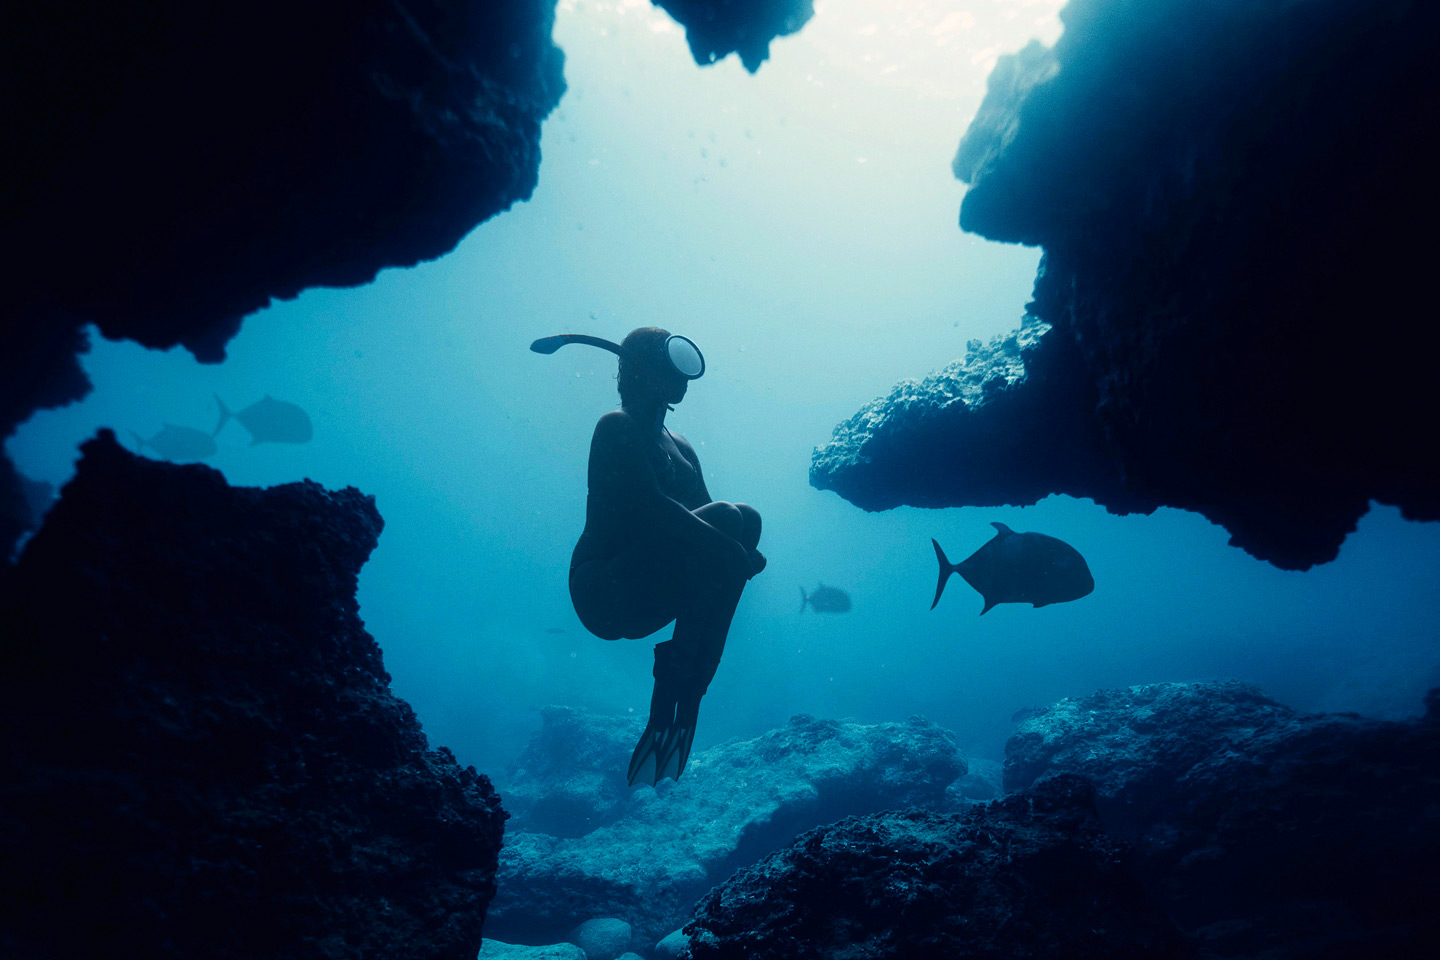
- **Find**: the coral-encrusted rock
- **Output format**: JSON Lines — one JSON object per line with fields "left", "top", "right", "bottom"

{"left": 686, "top": 774, "right": 1188, "bottom": 960}
{"left": 817, "top": 0, "right": 1440, "bottom": 569}
{"left": 653, "top": 1, "right": 814, "bottom": 73}
{"left": 0, "top": 431, "right": 506, "bottom": 960}
{"left": 502, "top": 705, "right": 645, "bottom": 838}
{"left": 811, "top": 314, "right": 1116, "bottom": 512}
{"left": 0, "top": 0, "right": 565, "bottom": 558}
{"left": 1006, "top": 682, "right": 1440, "bottom": 958}
{"left": 487, "top": 713, "right": 966, "bottom": 947}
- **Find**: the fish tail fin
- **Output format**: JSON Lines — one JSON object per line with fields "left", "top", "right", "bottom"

{"left": 212, "top": 393, "right": 231, "bottom": 437}
{"left": 126, "top": 429, "right": 146, "bottom": 453}
{"left": 799, "top": 587, "right": 808, "bottom": 613}
{"left": 931, "top": 539, "right": 956, "bottom": 610}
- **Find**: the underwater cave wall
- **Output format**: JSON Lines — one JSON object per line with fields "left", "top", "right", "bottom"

{"left": 0, "top": 432, "right": 506, "bottom": 960}
{"left": 653, "top": 0, "right": 815, "bottom": 72}
{"left": 0, "top": 0, "right": 566, "bottom": 556}
{"left": 813, "top": 0, "right": 1440, "bottom": 569}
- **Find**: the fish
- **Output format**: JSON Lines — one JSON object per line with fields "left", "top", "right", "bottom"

{"left": 213, "top": 394, "right": 313, "bottom": 444}
{"left": 128, "top": 425, "right": 218, "bottom": 461}
{"left": 931, "top": 522, "right": 1094, "bottom": 614}
{"left": 800, "top": 584, "right": 851, "bottom": 613}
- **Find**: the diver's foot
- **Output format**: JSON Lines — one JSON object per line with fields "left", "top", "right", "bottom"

{"left": 626, "top": 721, "right": 696, "bottom": 786}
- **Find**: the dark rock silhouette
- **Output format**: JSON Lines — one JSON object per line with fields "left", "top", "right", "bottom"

{"left": 654, "top": 1, "right": 814, "bottom": 72}
{"left": 1006, "top": 681, "right": 1440, "bottom": 958}
{"left": 813, "top": 0, "right": 1440, "bottom": 569}
{"left": 0, "top": 0, "right": 566, "bottom": 557}
{"left": 488, "top": 711, "right": 967, "bottom": 947}
{"left": 686, "top": 774, "right": 1189, "bottom": 959}
{"left": 0, "top": 431, "right": 506, "bottom": 960}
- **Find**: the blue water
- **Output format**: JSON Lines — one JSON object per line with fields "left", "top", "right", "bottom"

{"left": 9, "top": 0, "right": 1438, "bottom": 775}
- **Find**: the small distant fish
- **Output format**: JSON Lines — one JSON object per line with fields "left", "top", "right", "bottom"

{"left": 1011, "top": 706, "right": 1047, "bottom": 724}
{"left": 800, "top": 584, "right": 851, "bottom": 613}
{"left": 214, "top": 394, "right": 313, "bottom": 445}
{"left": 931, "top": 522, "right": 1094, "bottom": 614}
{"left": 128, "top": 425, "right": 218, "bottom": 461}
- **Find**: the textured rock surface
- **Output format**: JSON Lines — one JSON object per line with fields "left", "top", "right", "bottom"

{"left": 654, "top": 1, "right": 814, "bottom": 72}
{"left": 503, "top": 705, "right": 646, "bottom": 837}
{"left": 811, "top": 314, "right": 1111, "bottom": 512}
{"left": 686, "top": 774, "right": 1188, "bottom": 959}
{"left": 567, "top": 917, "right": 634, "bottom": 960}
{"left": 947, "top": 756, "right": 1003, "bottom": 803}
{"left": 815, "top": 0, "right": 1440, "bottom": 569}
{"left": 0, "top": 0, "right": 565, "bottom": 558}
{"left": 1006, "top": 681, "right": 1440, "bottom": 958}
{"left": 488, "top": 712, "right": 966, "bottom": 947}
{"left": 0, "top": 431, "right": 506, "bottom": 960}
{"left": 480, "top": 943, "right": 586, "bottom": 960}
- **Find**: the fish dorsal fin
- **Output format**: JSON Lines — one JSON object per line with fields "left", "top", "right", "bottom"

{"left": 990, "top": 522, "right": 1014, "bottom": 537}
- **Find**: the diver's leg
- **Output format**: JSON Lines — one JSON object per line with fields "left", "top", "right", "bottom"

{"left": 734, "top": 502, "right": 761, "bottom": 552}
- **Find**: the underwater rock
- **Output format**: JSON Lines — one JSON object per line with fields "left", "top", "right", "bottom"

{"left": 654, "top": 929, "right": 691, "bottom": 960}
{"left": 817, "top": 0, "right": 1440, "bottom": 569}
{"left": 0, "top": 431, "right": 506, "bottom": 960}
{"left": 0, "top": 0, "right": 565, "bottom": 558}
{"left": 946, "top": 756, "right": 1003, "bottom": 804}
{"left": 811, "top": 315, "right": 1119, "bottom": 513}
{"left": 480, "top": 943, "right": 586, "bottom": 960}
{"left": 685, "top": 774, "right": 1188, "bottom": 959}
{"left": 1006, "top": 681, "right": 1440, "bottom": 958}
{"left": 567, "top": 917, "right": 633, "bottom": 960}
{"left": 653, "top": 1, "right": 814, "bottom": 73}
{"left": 502, "top": 705, "right": 646, "bottom": 837}
{"left": 487, "top": 713, "right": 966, "bottom": 947}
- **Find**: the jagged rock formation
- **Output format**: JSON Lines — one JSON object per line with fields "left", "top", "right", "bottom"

{"left": 686, "top": 775, "right": 1189, "bottom": 959}
{"left": 502, "top": 705, "right": 647, "bottom": 838}
{"left": 0, "top": 0, "right": 566, "bottom": 558}
{"left": 0, "top": 431, "right": 506, "bottom": 960}
{"left": 488, "top": 711, "right": 967, "bottom": 948}
{"left": 653, "top": 1, "right": 814, "bottom": 72}
{"left": 1006, "top": 681, "right": 1440, "bottom": 958}
{"left": 814, "top": 0, "right": 1440, "bottom": 569}
{"left": 682, "top": 682, "right": 1440, "bottom": 959}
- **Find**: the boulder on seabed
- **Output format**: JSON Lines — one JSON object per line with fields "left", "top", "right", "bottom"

{"left": 487, "top": 711, "right": 967, "bottom": 947}
{"left": 947, "top": 756, "right": 1003, "bottom": 803}
{"left": 1007, "top": 680, "right": 1440, "bottom": 958}
{"left": 479, "top": 942, "right": 585, "bottom": 960}
{"left": 654, "top": 928, "right": 689, "bottom": 960}
{"left": 685, "top": 774, "right": 1188, "bottom": 959}
{"left": 502, "top": 705, "right": 644, "bottom": 837}
{"left": 567, "top": 917, "right": 632, "bottom": 960}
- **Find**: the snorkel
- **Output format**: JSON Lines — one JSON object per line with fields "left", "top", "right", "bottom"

{"left": 530, "top": 332, "right": 707, "bottom": 381}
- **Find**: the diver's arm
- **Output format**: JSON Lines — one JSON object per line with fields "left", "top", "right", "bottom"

{"left": 590, "top": 414, "right": 749, "bottom": 565}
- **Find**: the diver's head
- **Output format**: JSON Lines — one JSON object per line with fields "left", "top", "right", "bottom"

{"left": 530, "top": 326, "right": 705, "bottom": 410}
{"left": 618, "top": 327, "right": 689, "bottom": 408}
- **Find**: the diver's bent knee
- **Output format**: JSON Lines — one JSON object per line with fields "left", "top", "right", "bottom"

{"left": 734, "top": 502, "right": 761, "bottom": 548}
{"left": 696, "top": 500, "right": 743, "bottom": 539}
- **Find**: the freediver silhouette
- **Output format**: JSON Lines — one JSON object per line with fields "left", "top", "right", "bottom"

{"left": 534, "top": 327, "right": 766, "bottom": 785}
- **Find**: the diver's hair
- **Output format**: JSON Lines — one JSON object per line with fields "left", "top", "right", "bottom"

{"left": 616, "top": 326, "right": 671, "bottom": 406}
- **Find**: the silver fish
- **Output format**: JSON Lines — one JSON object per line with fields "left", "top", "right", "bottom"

{"left": 128, "top": 425, "right": 218, "bottom": 461}
{"left": 932, "top": 522, "right": 1094, "bottom": 614}
{"left": 214, "top": 394, "right": 313, "bottom": 445}
{"left": 800, "top": 583, "right": 851, "bottom": 613}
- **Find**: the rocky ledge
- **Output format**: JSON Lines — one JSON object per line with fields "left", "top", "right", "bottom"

{"left": 488, "top": 709, "right": 967, "bottom": 949}
{"left": 0, "top": 0, "right": 566, "bottom": 557}
{"left": 813, "top": 0, "right": 1440, "bottom": 569}
{"left": 686, "top": 775, "right": 1189, "bottom": 960}
{"left": 653, "top": 1, "right": 814, "bottom": 72}
{"left": 0, "top": 432, "right": 506, "bottom": 960}
{"left": 688, "top": 680, "right": 1440, "bottom": 959}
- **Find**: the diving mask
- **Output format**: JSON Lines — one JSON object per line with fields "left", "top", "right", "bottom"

{"left": 530, "top": 332, "right": 706, "bottom": 380}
